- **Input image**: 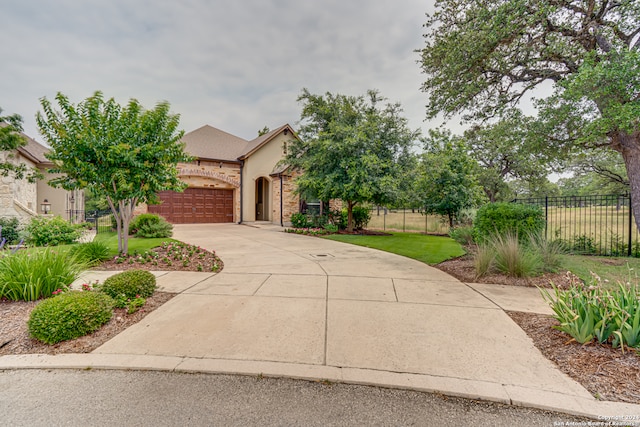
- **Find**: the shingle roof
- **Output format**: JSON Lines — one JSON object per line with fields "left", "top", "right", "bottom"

{"left": 182, "top": 123, "right": 298, "bottom": 162}
{"left": 0, "top": 123, "right": 51, "bottom": 164}
{"left": 18, "top": 132, "right": 50, "bottom": 164}
{"left": 181, "top": 125, "right": 250, "bottom": 162}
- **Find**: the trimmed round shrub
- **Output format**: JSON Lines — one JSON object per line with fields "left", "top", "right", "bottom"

{"left": 69, "top": 241, "right": 111, "bottom": 266}
{"left": 25, "top": 215, "right": 81, "bottom": 246}
{"left": 473, "top": 203, "right": 545, "bottom": 242}
{"left": 28, "top": 291, "right": 114, "bottom": 344}
{"left": 100, "top": 269, "right": 157, "bottom": 299}
{"left": 129, "top": 214, "right": 173, "bottom": 238}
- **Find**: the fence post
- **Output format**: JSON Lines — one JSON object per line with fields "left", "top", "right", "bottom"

{"left": 629, "top": 193, "right": 633, "bottom": 257}
{"left": 545, "top": 196, "right": 548, "bottom": 240}
{"left": 403, "top": 209, "right": 406, "bottom": 232}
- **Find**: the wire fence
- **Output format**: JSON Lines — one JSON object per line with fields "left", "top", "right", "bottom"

{"left": 512, "top": 194, "right": 639, "bottom": 257}
{"left": 366, "top": 207, "right": 451, "bottom": 235}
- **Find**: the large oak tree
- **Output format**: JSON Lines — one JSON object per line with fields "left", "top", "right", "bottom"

{"left": 285, "top": 89, "right": 419, "bottom": 232}
{"left": 419, "top": 0, "right": 640, "bottom": 227}
{"left": 37, "top": 92, "right": 191, "bottom": 254}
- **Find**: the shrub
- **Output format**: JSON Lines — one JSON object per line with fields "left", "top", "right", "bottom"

{"left": 541, "top": 275, "right": 640, "bottom": 351}
{"left": 290, "top": 212, "right": 311, "bottom": 228}
{"left": 0, "top": 249, "right": 85, "bottom": 301}
{"left": 473, "top": 203, "right": 545, "bottom": 243}
{"left": 474, "top": 244, "right": 495, "bottom": 278}
{"left": 69, "top": 241, "right": 110, "bottom": 266}
{"left": 528, "top": 232, "right": 565, "bottom": 273}
{"left": 491, "top": 232, "right": 543, "bottom": 277}
{"left": 449, "top": 225, "right": 474, "bottom": 245}
{"left": 100, "top": 269, "right": 157, "bottom": 299}
{"left": 28, "top": 291, "right": 114, "bottom": 344}
{"left": 129, "top": 214, "right": 173, "bottom": 238}
{"left": 0, "top": 217, "right": 21, "bottom": 245}
{"left": 337, "top": 206, "right": 372, "bottom": 230}
{"left": 25, "top": 216, "right": 81, "bottom": 246}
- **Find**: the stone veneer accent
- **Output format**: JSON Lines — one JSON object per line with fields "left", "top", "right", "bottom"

{"left": 271, "top": 172, "right": 299, "bottom": 226}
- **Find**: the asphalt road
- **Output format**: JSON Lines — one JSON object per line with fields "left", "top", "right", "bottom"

{"left": 0, "top": 369, "right": 590, "bottom": 426}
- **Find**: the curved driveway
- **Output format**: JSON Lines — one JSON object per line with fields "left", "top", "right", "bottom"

{"left": 4, "top": 224, "right": 639, "bottom": 418}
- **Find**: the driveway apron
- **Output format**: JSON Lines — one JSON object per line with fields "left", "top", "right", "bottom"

{"left": 94, "top": 223, "right": 591, "bottom": 402}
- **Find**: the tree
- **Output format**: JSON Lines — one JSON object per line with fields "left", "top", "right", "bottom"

{"left": 464, "top": 110, "right": 558, "bottom": 202}
{"left": 558, "top": 149, "right": 629, "bottom": 196}
{"left": 37, "top": 92, "right": 191, "bottom": 254}
{"left": 417, "top": 129, "right": 484, "bottom": 227}
{"left": 419, "top": 0, "right": 640, "bottom": 228}
{"left": 285, "top": 89, "right": 419, "bottom": 231}
{"left": 258, "top": 126, "right": 270, "bottom": 136}
{"left": 0, "top": 108, "right": 40, "bottom": 182}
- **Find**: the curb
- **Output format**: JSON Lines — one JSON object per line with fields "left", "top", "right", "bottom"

{"left": 2, "top": 353, "right": 639, "bottom": 420}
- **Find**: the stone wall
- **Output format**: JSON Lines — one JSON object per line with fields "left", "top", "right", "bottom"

{"left": 0, "top": 151, "right": 38, "bottom": 221}
{"left": 271, "top": 173, "right": 300, "bottom": 226}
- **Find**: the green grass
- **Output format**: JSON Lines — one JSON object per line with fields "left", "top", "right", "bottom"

{"left": 323, "top": 232, "right": 465, "bottom": 265}
{"left": 93, "top": 232, "right": 178, "bottom": 256}
{"left": 559, "top": 254, "right": 640, "bottom": 287}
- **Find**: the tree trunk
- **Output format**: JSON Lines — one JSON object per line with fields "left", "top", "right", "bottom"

{"left": 617, "top": 132, "right": 640, "bottom": 232}
{"left": 347, "top": 200, "right": 355, "bottom": 232}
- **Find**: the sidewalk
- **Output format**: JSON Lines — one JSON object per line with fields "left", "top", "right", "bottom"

{"left": 2, "top": 223, "right": 639, "bottom": 419}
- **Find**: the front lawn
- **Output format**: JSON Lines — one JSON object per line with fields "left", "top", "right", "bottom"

{"left": 93, "top": 232, "right": 178, "bottom": 257}
{"left": 558, "top": 254, "right": 640, "bottom": 287}
{"left": 323, "top": 232, "right": 465, "bottom": 265}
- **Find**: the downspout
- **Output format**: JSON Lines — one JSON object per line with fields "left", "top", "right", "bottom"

{"left": 280, "top": 174, "right": 284, "bottom": 227}
{"left": 239, "top": 160, "right": 244, "bottom": 224}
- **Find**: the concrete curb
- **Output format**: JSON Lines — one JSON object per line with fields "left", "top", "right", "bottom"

{"left": 2, "top": 353, "right": 639, "bottom": 420}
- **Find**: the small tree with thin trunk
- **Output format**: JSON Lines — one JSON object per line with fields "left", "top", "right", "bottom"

{"left": 0, "top": 108, "right": 41, "bottom": 182}
{"left": 37, "top": 91, "right": 191, "bottom": 254}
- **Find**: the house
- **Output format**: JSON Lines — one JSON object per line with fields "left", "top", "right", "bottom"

{"left": 146, "top": 124, "right": 300, "bottom": 225}
{"left": 0, "top": 129, "right": 83, "bottom": 222}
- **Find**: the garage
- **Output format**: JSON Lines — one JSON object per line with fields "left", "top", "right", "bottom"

{"left": 148, "top": 188, "right": 234, "bottom": 224}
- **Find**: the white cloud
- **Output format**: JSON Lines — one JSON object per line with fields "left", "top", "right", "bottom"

{"left": 2, "top": 0, "right": 435, "bottom": 141}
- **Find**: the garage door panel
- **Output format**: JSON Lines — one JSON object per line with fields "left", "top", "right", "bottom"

{"left": 148, "top": 188, "right": 234, "bottom": 224}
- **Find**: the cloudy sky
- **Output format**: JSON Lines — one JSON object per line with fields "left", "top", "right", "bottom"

{"left": 2, "top": 0, "right": 449, "bottom": 143}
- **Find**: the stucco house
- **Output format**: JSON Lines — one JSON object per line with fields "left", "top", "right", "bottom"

{"left": 0, "top": 130, "right": 83, "bottom": 223}
{"left": 147, "top": 124, "right": 300, "bottom": 225}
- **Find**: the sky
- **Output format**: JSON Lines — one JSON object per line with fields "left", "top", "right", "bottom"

{"left": 2, "top": 0, "right": 450, "bottom": 143}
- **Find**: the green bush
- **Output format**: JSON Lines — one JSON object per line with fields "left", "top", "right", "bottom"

{"left": 100, "top": 269, "right": 157, "bottom": 299}
{"left": 449, "top": 225, "right": 474, "bottom": 245}
{"left": 69, "top": 241, "right": 110, "bottom": 266}
{"left": 337, "top": 206, "right": 372, "bottom": 230}
{"left": 25, "top": 216, "right": 81, "bottom": 246}
{"left": 290, "top": 212, "right": 311, "bottom": 228}
{"left": 473, "top": 203, "right": 545, "bottom": 242}
{"left": 0, "top": 217, "right": 21, "bottom": 245}
{"left": 0, "top": 249, "right": 85, "bottom": 301}
{"left": 130, "top": 214, "right": 173, "bottom": 238}
{"left": 541, "top": 277, "right": 640, "bottom": 351}
{"left": 28, "top": 291, "right": 114, "bottom": 344}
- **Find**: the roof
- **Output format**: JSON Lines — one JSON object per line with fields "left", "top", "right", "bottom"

{"left": 182, "top": 123, "right": 298, "bottom": 162}
{"left": 18, "top": 133, "right": 50, "bottom": 165}
{"left": 0, "top": 122, "right": 51, "bottom": 165}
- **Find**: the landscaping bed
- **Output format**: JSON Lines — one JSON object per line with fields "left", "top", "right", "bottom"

{"left": 0, "top": 291, "right": 174, "bottom": 355}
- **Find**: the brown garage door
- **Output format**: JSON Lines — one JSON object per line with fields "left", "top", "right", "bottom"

{"left": 148, "top": 188, "right": 234, "bottom": 224}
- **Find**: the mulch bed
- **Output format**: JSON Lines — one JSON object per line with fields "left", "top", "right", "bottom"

{"left": 0, "top": 292, "right": 175, "bottom": 356}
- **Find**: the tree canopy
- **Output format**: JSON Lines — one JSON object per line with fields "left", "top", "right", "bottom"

{"left": 419, "top": 0, "right": 640, "bottom": 227}
{"left": 37, "top": 92, "right": 191, "bottom": 254}
{"left": 285, "top": 89, "right": 419, "bottom": 231}
{"left": 0, "top": 108, "right": 40, "bottom": 182}
{"left": 417, "top": 129, "right": 484, "bottom": 226}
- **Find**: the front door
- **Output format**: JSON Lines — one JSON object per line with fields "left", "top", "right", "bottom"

{"left": 255, "top": 177, "right": 269, "bottom": 221}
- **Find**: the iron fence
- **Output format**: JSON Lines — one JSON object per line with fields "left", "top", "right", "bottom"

{"left": 512, "top": 194, "right": 639, "bottom": 257}
{"left": 83, "top": 209, "right": 115, "bottom": 234}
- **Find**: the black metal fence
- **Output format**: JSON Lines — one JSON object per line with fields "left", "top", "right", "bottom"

{"left": 512, "top": 194, "right": 639, "bottom": 257}
{"left": 83, "top": 209, "right": 115, "bottom": 234}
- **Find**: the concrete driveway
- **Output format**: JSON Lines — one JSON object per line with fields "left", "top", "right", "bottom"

{"left": 5, "top": 223, "right": 638, "bottom": 418}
